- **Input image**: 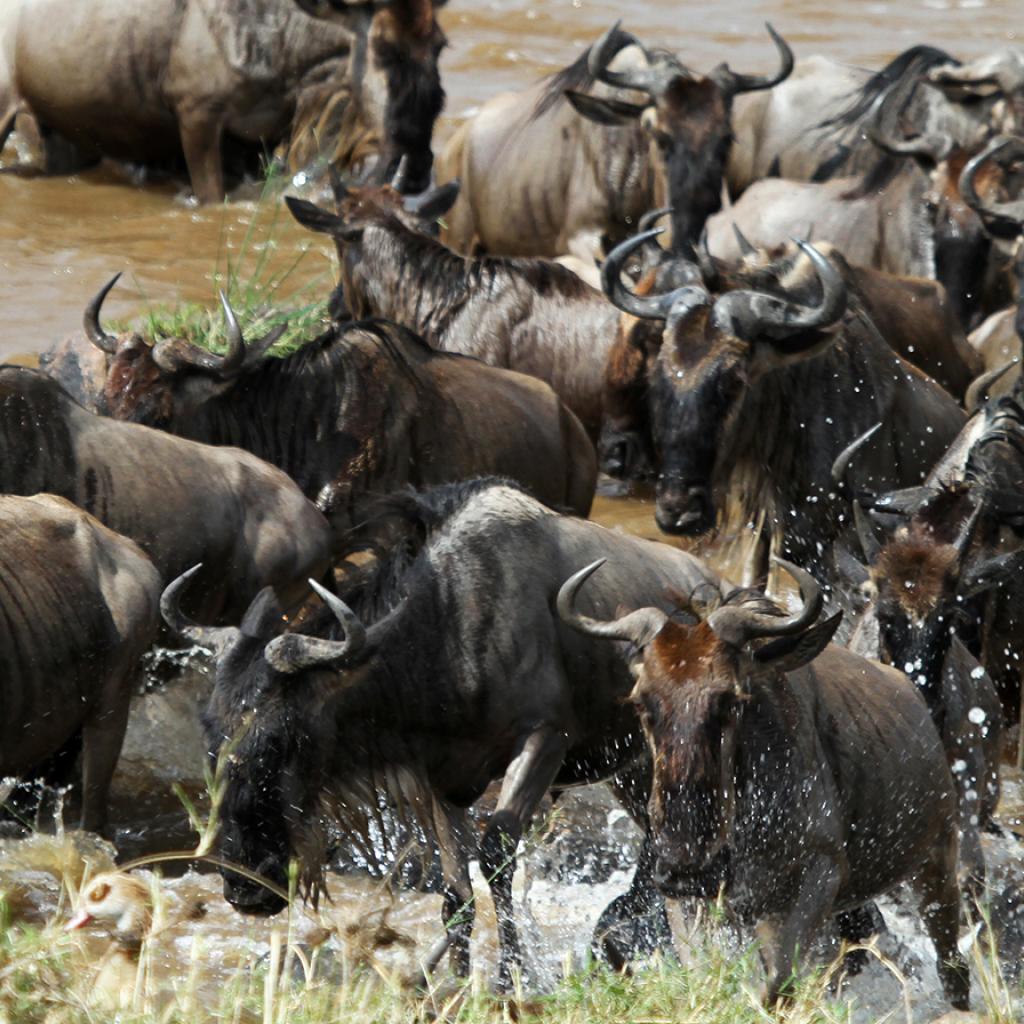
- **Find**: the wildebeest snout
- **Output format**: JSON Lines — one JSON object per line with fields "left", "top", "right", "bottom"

{"left": 655, "top": 480, "right": 714, "bottom": 534}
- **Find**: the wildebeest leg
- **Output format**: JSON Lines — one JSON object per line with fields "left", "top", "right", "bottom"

{"left": 834, "top": 902, "right": 885, "bottom": 975}
{"left": 596, "top": 758, "right": 671, "bottom": 968}
{"left": 0, "top": 103, "right": 16, "bottom": 158}
{"left": 480, "top": 726, "right": 567, "bottom": 989}
{"left": 914, "top": 840, "right": 970, "bottom": 1010}
{"left": 432, "top": 798, "right": 475, "bottom": 977}
{"left": 79, "top": 699, "right": 132, "bottom": 834}
{"left": 756, "top": 855, "right": 839, "bottom": 1007}
{"left": 177, "top": 103, "right": 225, "bottom": 204}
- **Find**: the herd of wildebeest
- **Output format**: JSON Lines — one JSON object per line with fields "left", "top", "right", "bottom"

{"left": 8, "top": 0, "right": 1024, "bottom": 1011}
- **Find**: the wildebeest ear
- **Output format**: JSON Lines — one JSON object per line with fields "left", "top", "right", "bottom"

{"left": 285, "top": 196, "right": 364, "bottom": 242}
{"left": 961, "top": 550, "right": 1024, "bottom": 597}
{"left": 240, "top": 586, "right": 286, "bottom": 639}
{"left": 565, "top": 90, "right": 647, "bottom": 126}
{"left": 754, "top": 611, "right": 843, "bottom": 671}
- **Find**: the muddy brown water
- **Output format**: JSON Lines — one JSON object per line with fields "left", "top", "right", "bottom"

{"left": 2, "top": 2, "right": 1024, "bottom": 1017}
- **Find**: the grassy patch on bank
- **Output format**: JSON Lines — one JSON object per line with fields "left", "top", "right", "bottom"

{"left": 115, "top": 175, "right": 334, "bottom": 359}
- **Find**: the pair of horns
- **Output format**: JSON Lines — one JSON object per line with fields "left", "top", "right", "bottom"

{"left": 161, "top": 566, "right": 368, "bottom": 673}
{"left": 960, "top": 135, "right": 1024, "bottom": 229}
{"left": 558, "top": 556, "right": 821, "bottom": 650}
{"left": 866, "top": 81, "right": 954, "bottom": 164}
{"left": 85, "top": 275, "right": 284, "bottom": 376}
{"left": 588, "top": 21, "right": 792, "bottom": 99}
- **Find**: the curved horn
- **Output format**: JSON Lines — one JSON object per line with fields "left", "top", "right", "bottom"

{"left": 712, "top": 239, "right": 846, "bottom": 341}
{"left": 959, "top": 136, "right": 1024, "bottom": 226}
{"left": 151, "top": 293, "right": 246, "bottom": 376}
{"left": 556, "top": 560, "right": 668, "bottom": 646}
{"left": 587, "top": 21, "right": 659, "bottom": 94}
{"left": 866, "top": 82, "right": 953, "bottom": 163}
{"left": 602, "top": 229, "right": 679, "bottom": 320}
{"left": 160, "top": 564, "right": 240, "bottom": 650}
{"left": 830, "top": 422, "right": 882, "bottom": 493}
{"left": 732, "top": 223, "right": 757, "bottom": 257}
{"left": 83, "top": 273, "right": 123, "bottom": 355}
{"left": 390, "top": 154, "right": 410, "bottom": 194}
{"left": 954, "top": 497, "right": 984, "bottom": 561}
{"left": 638, "top": 206, "right": 673, "bottom": 234}
{"left": 264, "top": 579, "right": 368, "bottom": 674}
{"left": 852, "top": 501, "right": 883, "bottom": 564}
{"left": 707, "top": 557, "right": 822, "bottom": 647}
{"left": 713, "top": 23, "right": 794, "bottom": 96}
{"left": 965, "top": 360, "right": 1019, "bottom": 413}
{"left": 696, "top": 227, "right": 719, "bottom": 289}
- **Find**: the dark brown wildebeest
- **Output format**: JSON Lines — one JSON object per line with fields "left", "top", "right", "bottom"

{"left": 729, "top": 45, "right": 1006, "bottom": 194}
{"left": 0, "top": 0, "right": 445, "bottom": 200}
{"left": 286, "top": 185, "right": 624, "bottom": 435}
{"left": 435, "top": 22, "right": 791, "bottom": 262}
{"left": 710, "top": 84, "right": 1003, "bottom": 330}
{"left": 0, "top": 365, "right": 330, "bottom": 622}
{"left": 598, "top": 232, "right": 964, "bottom": 578}
{"left": 719, "top": 237, "right": 982, "bottom": 400}
{"left": 161, "top": 479, "right": 732, "bottom": 983}
{"left": 839, "top": 490, "right": 1005, "bottom": 892}
{"left": 0, "top": 494, "right": 161, "bottom": 833}
{"left": 87, "top": 284, "right": 597, "bottom": 524}
{"left": 557, "top": 556, "right": 969, "bottom": 1010}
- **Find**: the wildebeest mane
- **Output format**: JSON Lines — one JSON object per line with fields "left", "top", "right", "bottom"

{"left": 815, "top": 46, "right": 959, "bottom": 194}
{"left": 532, "top": 24, "right": 634, "bottom": 119}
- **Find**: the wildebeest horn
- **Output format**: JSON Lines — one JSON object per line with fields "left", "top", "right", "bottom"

{"left": 866, "top": 82, "right": 953, "bottom": 163}
{"left": 84, "top": 273, "right": 123, "bottom": 354}
{"left": 402, "top": 179, "right": 461, "bottom": 220}
{"left": 160, "top": 564, "right": 240, "bottom": 650}
{"left": 965, "top": 360, "right": 1019, "bottom": 412}
{"left": 264, "top": 579, "right": 368, "bottom": 674}
{"left": 151, "top": 292, "right": 246, "bottom": 376}
{"left": 587, "top": 21, "right": 660, "bottom": 94}
{"left": 556, "top": 559, "right": 669, "bottom": 646}
{"left": 830, "top": 422, "right": 882, "bottom": 493}
{"left": 953, "top": 496, "right": 984, "bottom": 561}
{"left": 328, "top": 164, "right": 351, "bottom": 206}
{"left": 638, "top": 206, "right": 672, "bottom": 233}
{"left": 696, "top": 227, "right": 719, "bottom": 288}
{"left": 852, "top": 501, "right": 883, "bottom": 564}
{"left": 391, "top": 154, "right": 410, "bottom": 193}
{"left": 602, "top": 229, "right": 708, "bottom": 320}
{"left": 712, "top": 239, "right": 846, "bottom": 342}
{"left": 959, "top": 135, "right": 1024, "bottom": 227}
{"left": 711, "top": 23, "right": 794, "bottom": 96}
{"left": 707, "top": 557, "right": 822, "bottom": 647}
{"left": 732, "top": 223, "right": 757, "bottom": 257}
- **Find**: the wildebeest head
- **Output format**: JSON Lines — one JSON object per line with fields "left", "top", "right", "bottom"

{"left": 85, "top": 276, "right": 285, "bottom": 425}
{"left": 294, "top": 0, "right": 447, "bottom": 193}
{"left": 566, "top": 22, "right": 792, "bottom": 257}
{"left": 558, "top": 557, "right": 836, "bottom": 897}
{"left": 162, "top": 567, "right": 373, "bottom": 914}
{"left": 927, "top": 50, "right": 1024, "bottom": 135}
{"left": 602, "top": 230, "right": 846, "bottom": 535}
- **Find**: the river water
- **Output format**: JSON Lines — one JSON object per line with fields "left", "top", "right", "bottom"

{"left": 0, "top": 0, "right": 1020, "bottom": 359}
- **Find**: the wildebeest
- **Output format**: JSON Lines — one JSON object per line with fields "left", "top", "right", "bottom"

{"left": 88, "top": 283, "right": 597, "bottom": 523}
{"left": 0, "top": 365, "right": 330, "bottom": 621}
{"left": 286, "top": 184, "right": 623, "bottom": 435}
{"left": 710, "top": 85, "right": 1001, "bottom": 330}
{"left": 721, "top": 237, "right": 982, "bottom": 399}
{"left": 0, "top": 494, "right": 161, "bottom": 832}
{"left": 599, "top": 232, "right": 964, "bottom": 576}
{"left": 729, "top": 45, "right": 999, "bottom": 194}
{"left": 435, "top": 22, "right": 791, "bottom": 261}
{"left": 0, "top": 0, "right": 445, "bottom": 200}
{"left": 841, "top": 492, "right": 1004, "bottom": 891}
{"left": 558, "top": 556, "right": 969, "bottom": 1010}
{"left": 161, "top": 479, "right": 732, "bottom": 982}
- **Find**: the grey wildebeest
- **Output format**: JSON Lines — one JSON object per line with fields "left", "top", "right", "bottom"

{"left": 0, "top": 0, "right": 445, "bottom": 200}
{"left": 710, "top": 85, "right": 1002, "bottom": 330}
{"left": 160, "top": 479, "right": 733, "bottom": 983}
{"left": 599, "top": 232, "right": 965, "bottom": 579}
{"left": 286, "top": 184, "right": 623, "bottom": 435}
{"left": 0, "top": 365, "right": 330, "bottom": 621}
{"left": 1, "top": 494, "right": 161, "bottom": 832}
{"left": 721, "top": 236, "right": 982, "bottom": 399}
{"left": 557, "top": 557, "right": 969, "bottom": 1010}
{"left": 728, "top": 45, "right": 1004, "bottom": 194}
{"left": 87, "top": 284, "right": 597, "bottom": 524}
{"left": 435, "top": 22, "right": 791, "bottom": 261}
